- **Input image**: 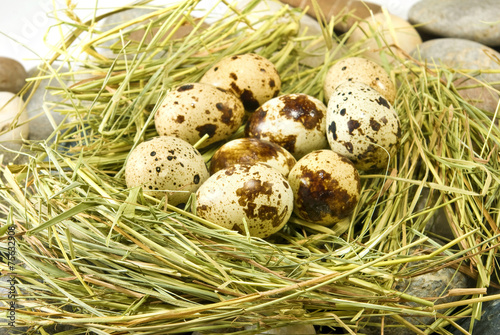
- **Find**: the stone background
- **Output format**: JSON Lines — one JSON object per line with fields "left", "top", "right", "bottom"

{"left": 0, "top": 0, "right": 419, "bottom": 70}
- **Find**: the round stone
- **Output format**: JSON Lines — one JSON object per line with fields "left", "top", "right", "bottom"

{"left": 24, "top": 67, "right": 69, "bottom": 142}
{"left": 409, "top": 0, "right": 500, "bottom": 47}
{"left": 362, "top": 254, "right": 471, "bottom": 335}
{"left": 412, "top": 38, "right": 500, "bottom": 114}
{"left": 348, "top": 12, "right": 422, "bottom": 65}
{"left": 0, "top": 57, "right": 27, "bottom": 94}
{"left": 412, "top": 38, "right": 500, "bottom": 87}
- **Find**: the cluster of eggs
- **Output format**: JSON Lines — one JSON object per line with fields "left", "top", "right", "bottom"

{"left": 125, "top": 53, "right": 401, "bottom": 238}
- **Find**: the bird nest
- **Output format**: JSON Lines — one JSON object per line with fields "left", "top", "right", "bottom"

{"left": 1, "top": 0, "right": 499, "bottom": 334}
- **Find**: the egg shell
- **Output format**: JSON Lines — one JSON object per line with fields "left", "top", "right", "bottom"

{"left": 326, "top": 81, "right": 401, "bottom": 171}
{"left": 125, "top": 136, "right": 209, "bottom": 205}
{"left": 348, "top": 13, "right": 422, "bottom": 65}
{"left": 288, "top": 150, "right": 361, "bottom": 226}
{"left": 245, "top": 93, "right": 328, "bottom": 159}
{"left": 209, "top": 138, "right": 297, "bottom": 177}
{"left": 154, "top": 83, "right": 245, "bottom": 149}
{"left": 324, "top": 57, "right": 396, "bottom": 104}
{"left": 200, "top": 53, "right": 281, "bottom": 111}
{"left": 196, "top": 163, "right": 294, "bottom": 238}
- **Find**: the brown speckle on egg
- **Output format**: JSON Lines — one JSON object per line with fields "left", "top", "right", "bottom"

{"left": 326, "top": 81, "right": 401, "bottom": 171}
{"left": 324, "top": 57, "right": 396, "bottom": 105}
{"left": 288, "top": 150, "right": 361, "bottom": 226}
{"left": 196, "top": 163, "right": 293, "bottom": 238}
{"left": 245, "top": 93, "right": 328, "bottom": 159}
{"left": 155, "top": 83, "right": 244, "bottom": 148}
{"left": 200, "top": 53, "right": 281, "bottom": 111}
{"left": 124, "top": 136, "right": 209, "bottom": 205}
{"left": 209, "top": 138, "right": 296, "bottom": 177}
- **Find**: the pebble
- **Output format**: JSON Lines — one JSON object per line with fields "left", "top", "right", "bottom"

{"left": 0, "top": 92, "right": 29, "bottom": 165}
{"left": 0, "top": 57, "right": 27, "bottom": 94}
{"left": 246, "top": 324, "right": 316, "bottom": 334}
{"left": 415, "top": 188, "right": 455, "bottom": 241}
{"left": 408, "top": 0, "right": 500, "bottom": 47}
{"left": 348, "top": 12, "right": 422, "bottom": 65}
{"left": 411, "top": 38, "right": 500, "bottom": 114}
{"left": 279, "top": 0, "right": 382, "bottom": 32}
{"left": 96, "top": 8, "right": 159, "bottom": 59}
{"left": 451, "top": 289, "right": 500, "bottom": 335}
{"left": 23, "top": 67, "right": 71, "bottom": 143}
{"left": 363, "top": 255, "right": 471, "bottom": 335}
{"left": 97, "top": 8, "right": 207, "bottom": 60}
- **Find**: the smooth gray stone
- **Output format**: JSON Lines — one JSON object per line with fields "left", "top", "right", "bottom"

{"left": 412, "top": 38, "right": 500, "bottom": 86}
{"left": 452, "top": 289, "right": 500, "bottom": 335}
{"left": 409, "top": 0, "right": 500, "bottom": 47}
{"left": 412, "top": 38, "right": 500, "bottom": 114}
{"left": 363, "top": 256, "right": 471, "bottom": 335}
{"left": 24, "top": 67, "right": 69, "bottom": 142}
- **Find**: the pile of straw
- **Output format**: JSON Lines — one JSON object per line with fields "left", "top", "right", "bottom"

{"left": 1, "top": 0, "right": 499, "bottom": 334}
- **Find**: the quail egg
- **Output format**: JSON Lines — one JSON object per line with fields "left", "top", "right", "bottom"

{"left": 209, "top": 138, "right": 296, "bottom": 177}
{"left": 288, "top": 150, "right": 361, "bottom": 225}
{"left": 196, "top": 163, "right": 293, "bottom": 238}
{"left": 245, "top": 93, "right": 328, "bottom": 159}
{"left": 326, "top": 81, "right": 401, "bottom": 171}
{"left": 125, "top": 136, "right": 209, "bottom": 205}
{"left": 324, "top": 57, "right": 396, "bottom": 104}
{"left": 200, "top": 53, "right": 281, "bottom": 111}
{"left": 154, "top": 83, "right": 245, "bottom": 149}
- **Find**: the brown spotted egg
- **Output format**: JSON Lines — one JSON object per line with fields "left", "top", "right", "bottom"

{"left": 199, "top": 53, "right": 281, "bottom": 111}
{"left": 326, "top": 81, "right": 401, "bottom": 171}
{"left": 324, "top": 57, "right": 396, "bottom": 104}
{"left": 125, "top": 136, "right": 209, "bottom": 205}
{"left": 209, "top": 138, "right": 297, "bottom": 177}
{"left": 154, "top": 83, "right": 245, "bottom": 149}
{"left": 195, "top": 163, "right": 294, "bottom": 238}
{"left": 288, "top": 150, "right": 361, "bottom": 226}
{"left": 245, "top": 93, "right": 328, "bottom": 159}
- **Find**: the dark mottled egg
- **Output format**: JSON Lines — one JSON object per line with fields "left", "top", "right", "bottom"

{"left": 288, "top": 150, "right": 360, "bottom": 226}
{"left": 154, "top": 83, "right": 245, "bottom": 149}
{"left": 125, "top": 136, "right": 209, "bottom": 205}
{"left": 323, "top": 57, "right": 396, "bottom": 104}
{"left": 199, "top": 53, "right": 281, "bottom": 111}
{"left": 209, "top": 138, "right": 296, "bottom": 177}
{"left": 245, "top": 93, "right": 328, "bottom": 159}
{"left": 326, "top": 81, "right": 401, "bottom": 171}
{"left": 195, "top": 163, "right": 293, "bottom": 238}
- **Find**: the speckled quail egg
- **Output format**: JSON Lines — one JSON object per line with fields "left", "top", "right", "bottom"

{"left": 326, "top": 81, "right": 401, "bottom": 171}
{"left": 288, "top": 150, "right": 361, "bottom": 226}
{"left": 209, "top": 138, "right": 296, "bottom": 177}
{"left": 199, "top": 53, "right": 281, "bottom": 111}
{"left": 125, "top": 136, "right": 209, "bottom": 205}
{"left": 324, "top": 57, "right": 396, "bottom": 104}
{"left": 154, "top": 83, "right": 245, "bottom": 149}
{"left": 245, "top": 93, "right": 328, "bottom": 159}
{"left": 196, "top": 163, "right": 294, "bottom": 238}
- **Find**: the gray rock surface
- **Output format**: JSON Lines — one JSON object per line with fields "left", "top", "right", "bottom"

{"left": 363, "top": 257, "right": 470, "bottom": 335}
{"left": 408, "top": 0, "right": 500, "bottom": 47}
{"left": 24, "top": 67, "right": 69, "bottom": 142}
{"left": 452, "top": 289, "right": 500, "bottom": 335}
{"left": 412, "top": 38, "right": 500, "bottom": 114}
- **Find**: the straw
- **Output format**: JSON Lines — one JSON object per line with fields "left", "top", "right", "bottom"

{"left": 0, "top": 0, "right": 499, "bottom": 334}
